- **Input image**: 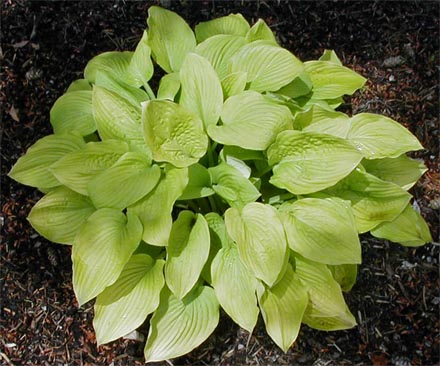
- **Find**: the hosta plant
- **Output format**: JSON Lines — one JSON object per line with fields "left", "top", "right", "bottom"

{"left": 9, "top": 6, "right": 432, "bottom": 362}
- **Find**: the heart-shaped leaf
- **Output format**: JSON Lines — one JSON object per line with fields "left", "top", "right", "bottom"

{"left": 125, "top": 31, "right": 154, "bottom": 88}
{"left": 209, "top": 162, "right": 260, "bottom": 208}
{"left": 245, "top": 19, "right": 277, "bottom": 44}
{"left": 371, "top": 204, "right": 432, "bottom": 246}
{"left": 208, "top": 91, "right": 293, "bottom": 150}
{"left": 195, "top": 13, "right": 250, "bottom": 42}
{"left": 94, "top": 255, "right": 165, "bottom": 345}
{"left": 142, "top": 100, "right": 208, "bottom": 167}
{"left": 258, "top": 264, "right": 308, "bottom": 352}
{"left": 280, "top": 198, "right": 361, "bottom": 265}
{"left": 73, "top": 209, "right": 142, "bottom": 305}
{"left": 28, "top": 187, "right": 95, "bottom": 245}
{"left": 144, "top": 286, "right": 219, "bottom": 363}
{"left": 325, "top": 169, "right": 412, "bottom": 233}
{"left": 50, "top": 91, "right": 96, "bottom": 136}
{"left": 178, "top": 164, "right": 214, "bottom": 200}
{"left": 304, "top": 60, "right": 366, "bottom": 99}
{"left": 225, "top": 203, "right": 287, "bottom": 286}
{"left": 128, "top": 166, "right": 188, "bottom": 246}
{"left": 211, "top": 238, "right": 259, "bottom": 332}
{"left": 147, "top": 6, "right": 196, "bottom": 73}
{"left": 268, "top": 130, "right": 362, "bottom": 195}
{"left": 50, "top": 140, "right": 129, "bottom": 196}
{"left": 84, "top": 51, "right": 133, "bottom": 84}
{"left": 165, "top": 211, "right": 210, "bottom": 299}
{"left": 229, "top": 41, "right": 304, "bottom": 92}
{"left": 92, "top": 85, "right": 147, "bottom": 151}
{"left": 347, "top": 113, "right": 424, "bottom": 159}
{"left": 179, "top": 53, "right": 223, "bottom": 128}
{"left": 195, "top": 35, "right": 246, "bottom": 79}
{"left": 8, "top": 133, "right": 85, "bottom": 190}
{"left": 88, "top": 152, "right": 161, "bottom": 210}
{"left": 362, "top": 155, "right": 427, "bottom": 190}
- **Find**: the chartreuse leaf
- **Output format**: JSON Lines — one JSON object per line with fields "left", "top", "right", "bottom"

{"left": 178, "top": 164, "right": 214, "bottom": 200}
{"left": 211, "top": 223, "right": 259, "bottom": 332}
{"left": 73, "top": 209, "right": 142, "bottom": 305}
{"left": 165, "top": 212, "right": 210, "bottom": 299}
{"left": 50, "top": 140, "right": 129, "bottom": 196}
{"left": 246, "top": 19, "right": 277, "bottom": 44}
{"left": 157, "top": 73, "right": 180, "bottom": 101}
{"left": 195, "top": 35, "right": 247, "bottom": 79}
{"left": 84, "top": 51, "right": 133, "bottom": 84}
{"left": 66, "top": 79, "right": 91, "bottom": 93}
{"left": 221, "top": 145, "right": 265, "bottom": 162}
{"left": 221, "top": 72, "right": 247, "bottom": 98}
{"left": 92, "top": 86, "right": 146, "bottom": 150}
{"left": 371, "top": 204, "right": 432, "bottom": 246}
{"left": 144, "top": 285, "right": 219, "bottom": 363}
{"left": 304, "top": 60, "right": 366, "bottom": 99}
{"left": 303, "top": 304, "right": 356, "bottom": 331}
{"left": 328, "top": 264, "right": 358, "bottom": 292}
{"left": 147, "top": 6, "right": 196, "bottom": 73}
{"left": 230, "top": 41, "right": 304, "bottom": 92}
{"left": 27, "top": 187, "right": 95, "bottom": 245}
{"left": 129, "top": 166, "right": 188, "bottom": 246}
{"left": 268, "top": 131, "right": 362, "bottom": 195}
{"left": 50, "top": 91, "right": 95, "bottom": 136}
{"left": 8, "top": 133, "right": 85, "bottom": 189}
{"left": 94, "top": 255, "right": 165, "bottom": 345}
{"left": 325, "top": 169, "right": 411, "bottom": 233}
{"left": 319, "top": 49, "right": 343, "bottom": 65}
{"left": 179, "top": 53, "right": 223, "bottom": 128}
{"left": 95, "top": 70, "right": 149, "bottom": 109}
{"left": 258, "top": 264, "right": 308, "bottom": 352}
{"left": 125, "top": 31, "right": 154, "bottom": 88}
{"left": 219, "top": 151, "right": 252, "bottom": 178}
{"left": 201, "top": 213, "right": 229, "bottom": 284}
{"left": 195, "top": 13, "right": 250, "bottom": 42}
{"left": 294, "top": 255, "right": 356, "bottom": 330}
{"left": 209, "top": 163, "right": 260, "bottom": 208}
{"left": 293, "top": 104, "right": 351, "bottom": 138}
{"left": 225, "top": 203, "right": 287, "bottom": 286}
{"left": 362, "top": 155, "right": 427, "bottom": 190}
{"left": 88, "top": 152, "right": 161, "bottom": 210}
{"left": 280, "top": 198, "right": 361, "bottom": 265}
{"left": 208, "top": 91, "right": 293, "bottom": 150}
{"left": 142, "top": 100, "right": 208, "bottom": 168}
{"left": 276, "top": 73, "right": 313, "bottom": 99}
{"left": 347, "top": 113, "right": 424, "bottom": 159}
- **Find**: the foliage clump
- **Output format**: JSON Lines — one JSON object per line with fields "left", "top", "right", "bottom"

{"left": 9, "top": 6, "right": 431, "bottom": 362}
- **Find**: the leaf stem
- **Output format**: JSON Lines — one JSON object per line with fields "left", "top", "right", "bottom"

{"left": 143, "top": 82, "right": 156, "bottom": 100}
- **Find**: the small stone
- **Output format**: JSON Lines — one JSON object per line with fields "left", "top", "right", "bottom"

{"left": 383, "top": 56, "right": 405, "bottom": 68}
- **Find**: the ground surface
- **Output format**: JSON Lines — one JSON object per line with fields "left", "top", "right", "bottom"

{"left": 1, "top": 1, "right": 439, "bottom": 365}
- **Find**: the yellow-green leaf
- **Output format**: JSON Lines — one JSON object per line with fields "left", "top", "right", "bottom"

{"left": 8, "top": 133, "right": 85, "bottom": 190}
{"left": 165, "top": 212, "right": 210, "bottom": 299}
{"left": 347, "top": 113, "right": 424, "bottom": 159}
{"left": 147, "top": 6, "right": 196, "bottom": 73}
{"left": 280, "top": 198, "right": 361, "bottom": 265}
{"left": 28, "top": 187, "right": 95, "bottom": 245}
{"left": 179, "top": 53, "right": 223, "bottom": 128}
{"left": 371, "top": 204, "right": 432, "bottom": 246}
{"left": 195, "top": 13, "right": 250, "bottom": 42}
{"left": 225, "top": 203, "right": 287, "bottom": 286}
{"left": 258, "top": 264, "right": 308, "bottom": 352}
{"left": 268, "top": 130, "right": 362, "bottom": 195}
{"left": 73, "top": 209, "right": 142, "bottom": 305}
{"left": 142, "top": 100, "right": 208, "bottom": 168}
{"left": 94, "top": 255, "right": 165, "bottom": 345}
{"left": 144, "top": 286, "right": 219, "bottom": 363}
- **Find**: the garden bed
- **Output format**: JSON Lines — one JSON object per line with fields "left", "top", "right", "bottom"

{"left": 1, "top": 1, "right": 439, "bottom": 365}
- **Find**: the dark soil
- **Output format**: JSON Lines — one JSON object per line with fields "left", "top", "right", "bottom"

{"left": 1, "top": 1, "right": 439, "bottom": 365}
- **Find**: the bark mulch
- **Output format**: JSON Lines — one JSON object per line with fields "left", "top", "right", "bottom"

{"left": 1, "top": 1, "right": 439, "bottom": 365}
